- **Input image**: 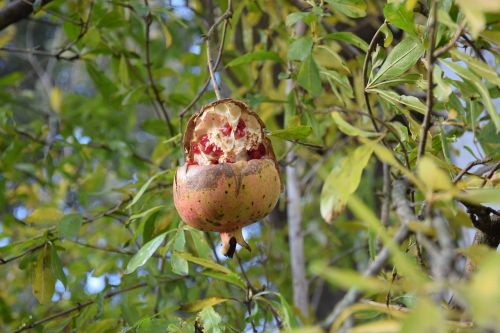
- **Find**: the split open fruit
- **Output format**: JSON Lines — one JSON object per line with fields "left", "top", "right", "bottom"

{"left": 173, "top": 98, "right": 282, "bottom": 257}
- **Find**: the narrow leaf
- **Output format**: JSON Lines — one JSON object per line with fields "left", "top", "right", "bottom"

{"left": 227, "top": 51, "right": 282, "bottom": 67}
{"left": 297, "top": 55, "right": 322, "bottom": 97}
{"left": 181, "top": 297, "right": 229, "bottom": 312}
{"left": 125, "top": 232, "right": 167, "bottom": 274}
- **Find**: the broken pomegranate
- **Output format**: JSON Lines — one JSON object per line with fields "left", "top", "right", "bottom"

{"left": 173, "top": 98, "right": 282, "bottom": 257}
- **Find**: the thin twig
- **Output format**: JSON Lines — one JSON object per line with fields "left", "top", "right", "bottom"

{"left": 10, "top": 279, "right": 182, "bottom": 333}
{"left": 362, "top": 21, "right": 386, "bottom": 133}
{"left": 433, "top": 21, "right": 465, "bottom": 58}
{"left": 66, "top": 239, "right": 140, "bottom": 257}
{"left": 452, "top": 157, "right": 492, "bottom": 184}
{"left": 143, "top": 0, "right": 174, "bottom": 136}
{"left": 481, "top": 160, "right": 500, "bottom": 186}
{"left": 179, "top": 1, "right": 231, "bottom": 117}
{"left": 417, "top": 0, "right": 437, "bottom": 160}
{"left": 206, "top": 35, "right": 222, "bottom": 99}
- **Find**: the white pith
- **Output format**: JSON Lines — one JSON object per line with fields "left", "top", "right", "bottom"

{"left": 192, "top": 102, "right": 263, "bottom": 165}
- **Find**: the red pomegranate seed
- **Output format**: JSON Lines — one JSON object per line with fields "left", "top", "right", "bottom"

{"left": 211, "top": 144, "right": 223, "bottom": 157}
{"left": 210, "top": 160, "right": 218, "bottom": 164}
{"left": 247, "top": 143, "right": 266, "bottom": 160}
{"left": 221, "top": 123, "right": 232, "bottom": 136}
{"left": 191, "top": 142, "right": 201, "bottom": 154}
{"left": 235, "top": 119, "right": 246, "bottom": 138}
{"left": 199, "top": 134, "right": 212, "bottom": 154}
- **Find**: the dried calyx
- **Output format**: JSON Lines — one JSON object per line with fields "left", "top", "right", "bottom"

{"left": 174, "top": 99, "right": 281, "bottom": 258}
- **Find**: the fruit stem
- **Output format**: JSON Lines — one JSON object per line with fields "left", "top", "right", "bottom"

{"left": 220, "top": 229, "right": 251, "bottom": 258}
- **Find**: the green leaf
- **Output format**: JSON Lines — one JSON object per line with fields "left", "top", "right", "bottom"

{"left": 125, "top": 232, "right": 167, "bottom": 274}
{"left": 58, "top": 214, "right": 82, "bottom": 238}
{"left": 297, "top": 55, "right": 322, "bottom": 97}
{"left": 126, "top": 169, "right": 171, "bottom": 209}
{"left": 323, "top": 32, "right": 368, "bottom": 52}
{"left": 286, "top": 12, "right": 309, "bottom": 26}
{"left": 50, "top": 244, "right": 67, "bottom": 288}
{"left": 320, "top": 141, "right": 375, "bottom": 222}
{"left": 181, "top": 297, "right": 229, "bottom": 312}
{"left": 331, "top": 112, "right": 379, "bottom": 137}
{"left": 450, "top": 50, "right": 500, "bottom": 87}
{"left": 400, "top": 298, "right": 445, "bottom": 333}
{"left": 174, "top": 252, "right": 231, "bottom": 274}
{"left": 311, "top": 262, "right": 390, "bottom": 292}
{"left": 327, "top": 0, "right": 367, "bottom": 18}
{"left": 369, "top": 37, "right": 424, "bottom": 87}
{"left": 198, "top": 307, "right": 222, "bottom": 333}
{"left": 268, "top": 125, "right": 312, "bottom": 141}
{"left": 457, "top": 189, "right": 500, "bottom": 205}
{"left": 441, "top": 60, "right": 500, "bottom": 132}
{"left": 368, "top": 88, "right": 426, "bottom": 114}
{"left": 118, "top": 55, "right": 130, "bottom": 87}
{"left": 287, "top": 36, "right": 313, "bottom": 61}
{"left": 227, "top": 51, "right": 282, "bottom": 67}
{"left": 32, "top": 244, "right": 55, "bottom": 304}
{"left": 86, "top": 62, "right": 118, "bottom": 97}
{"left": 27, "top": 207, "right": 63, "bottom": 225}
{"left": 202, "top": 271, "right": 246, "bottom": 290}
{"left": 383, "top": 3, "right": 416, "bottom": 35}
{"left": 171, "top": 229, "right": 188, "bottom": 275}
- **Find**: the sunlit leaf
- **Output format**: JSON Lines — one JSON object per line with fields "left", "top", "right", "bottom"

{"left": 369, "top": 37, "right": 424, "bottom": 87}
{"left": 321, "top": 141, "right": 375, "bottom": 222}
{"left": 227, "top": 51, "right": 282, "bottom": 67}
{"left": 327, "top": 0, "right": 367, "bottom": 18}
{"left": 125, "top": 232, "right": 167, "bottom": 274}
{"left": 268, "top": 125, "right": 312, "bottom": 141}
{"left": 32, "top": 244, "right": 55, "bottom": 304}
{"left": 181, "top": 297, "right": 229, "bottom": 312}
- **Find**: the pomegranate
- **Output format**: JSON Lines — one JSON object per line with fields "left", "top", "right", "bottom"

{"left": 173, "top": 98, "right": 282, "bottom": 257}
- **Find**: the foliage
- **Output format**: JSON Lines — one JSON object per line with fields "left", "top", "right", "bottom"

{"left": 0, "top": 0, "right": 499, "bottom": 332}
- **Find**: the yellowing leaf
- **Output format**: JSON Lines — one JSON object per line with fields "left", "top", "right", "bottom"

{"left": 181, "top": 297, "right": 229, "bottom": 312}
{"left": 27, "top": 207, "right": 63, "bottom": 225}
{"left": 461, "top": 252, "right": 500, "bottom": 328}
{"left": 320, "top": 142, "right": 375, "bottom": 222}
{"left": 400, "top": 298, "right": 445, "bottom": 333}
{"left": 31, "top": 244, "right": 55, "bottom": 304}
{"left": 50, "top": 87, "right": 62, "bottom": 113}
{"left": 331, "top": 112, "right": 379, "bottom": 137}
{"left": 159, "top": 19, "right": 173, "bottom": 48}
{"left": 417, "top": 156, "right": 452, "bottom": 192}
{"left": 350, "top": 320, "right": 401, "bottom": 333}
{"left": 0, "top": 26, "right": 15, "bottom": 48}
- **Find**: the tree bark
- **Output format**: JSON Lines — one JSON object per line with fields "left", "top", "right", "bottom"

{"left": 0, "top": 0, "right": 53, "bottom": 31}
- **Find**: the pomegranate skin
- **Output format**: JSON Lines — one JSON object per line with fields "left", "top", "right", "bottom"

{"left": 173, "top": 159, "right": 281, "bottom": 233}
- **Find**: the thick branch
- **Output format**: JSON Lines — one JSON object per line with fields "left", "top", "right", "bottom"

{"left": 0, "top": 0, "right": 53, "bottom": 31}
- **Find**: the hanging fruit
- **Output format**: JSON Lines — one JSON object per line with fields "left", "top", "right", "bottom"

{"left": 173, "top": 98, "right": 282, "bottom": 258}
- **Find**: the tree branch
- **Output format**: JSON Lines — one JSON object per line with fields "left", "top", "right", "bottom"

{"left": 0, "top": 0, "right": 53, "bottom": 31}
{"left": 179, "top": 0, "right": 231, "bottom": 117}
{"left": 143, "top": 0, "right": 174, "bottom": 136}
{"left": 10, "top": 278, "right": 182, "bottom": 333}
{"left": 417, "top": 0, "right": 437, "bottom": 159}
